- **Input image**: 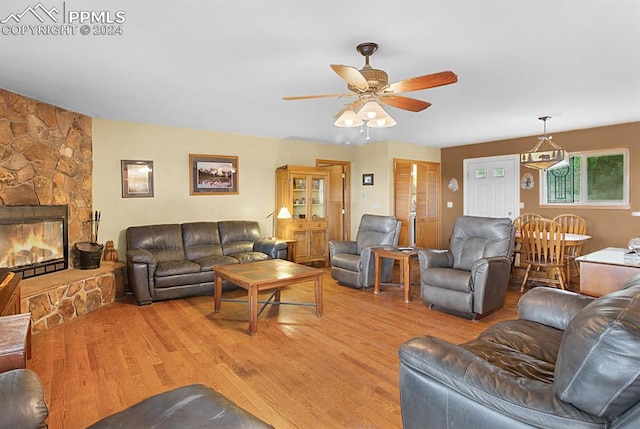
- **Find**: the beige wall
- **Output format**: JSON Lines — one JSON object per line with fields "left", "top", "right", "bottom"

{"left": 94, "top": 121, "right": 441, "bottom": 253}
{"left": 440, "top": 121, "right": 640, "bottom": 253}
{"left": 93, "top": 119, "right": 357, "bottom": 256}
{"left": 348, "top": 140, "right": 440, "bottom": 237}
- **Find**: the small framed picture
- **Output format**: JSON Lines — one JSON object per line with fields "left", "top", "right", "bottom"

{"left": 189, "top": 154, "right": 238, "bottom": 195}
{"left": 362, "top": 173, "right": 374, "bottom": 186}
{"left": 121, "top": 160, "right": 154, "bottom": 198}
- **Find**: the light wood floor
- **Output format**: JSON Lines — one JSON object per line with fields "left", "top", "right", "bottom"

{"left": 29, "top": 267, "right": 522, "bottom": 428}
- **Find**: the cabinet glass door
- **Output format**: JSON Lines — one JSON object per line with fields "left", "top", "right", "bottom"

{"left": 310, "top": 176, "right": 325, "bottom": 219}
{"left": 292, "top": 176, "right": 307, "bottom": 219}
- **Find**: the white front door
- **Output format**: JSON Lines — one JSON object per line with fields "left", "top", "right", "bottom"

{"left": 463, "top": 155, "right": 520, "bottom": 219}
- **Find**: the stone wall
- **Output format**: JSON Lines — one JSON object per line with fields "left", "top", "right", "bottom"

{"left": 20, "top": 262, "right": 125, "bottom": 332}
{"left": 0, "top": 88, "right": 93, "bottom": 247}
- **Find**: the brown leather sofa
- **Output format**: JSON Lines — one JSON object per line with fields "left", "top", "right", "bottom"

{"left": 0, "top": 368, "right": 273, "bottom": 428}
{"left": 126, "top": 221, "right": 287, "bottom": 305}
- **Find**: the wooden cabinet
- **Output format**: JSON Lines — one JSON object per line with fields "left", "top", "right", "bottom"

{"left": 275, "top": 165, "right": 329, "bottom": 266}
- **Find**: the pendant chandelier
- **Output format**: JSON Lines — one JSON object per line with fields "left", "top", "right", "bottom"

{"left": 520, "top": 116, "right": 565, "bottom": 170}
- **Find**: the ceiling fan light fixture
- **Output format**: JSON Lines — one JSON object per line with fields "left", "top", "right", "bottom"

{"left": 367, "top": 115, "right": 397, "bottom": 128}
{"left": 334, "top": 109, "right": 363, "bottom": 127}
{"left": 357, "top": 101, "right": 388, "bottom": 120}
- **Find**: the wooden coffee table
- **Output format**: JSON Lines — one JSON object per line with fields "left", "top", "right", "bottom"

{"left": 213, "top": 259, "right": 323, "bottom": 335}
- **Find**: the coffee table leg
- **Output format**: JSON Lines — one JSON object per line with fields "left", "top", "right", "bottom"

{"left": 249, "top": 285, "right": 258, "bottom": 336}
{"left": 214, "top": 273, "right": 222, "bottom": 312}
{"left": 315, "top": 272, "right": 323, "bottom": 318}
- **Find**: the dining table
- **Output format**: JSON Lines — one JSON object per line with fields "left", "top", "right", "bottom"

{"left": 513, "top": 230, "right": 592, "bottom": 285}
{"left": 514, "top": 230, "right": 592, "bottom": 247}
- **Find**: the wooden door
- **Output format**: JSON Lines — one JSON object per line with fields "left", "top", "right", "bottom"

{"left": 393, "top": 159, "right": 440, "bottom": 248}
{"left": 316, "top": 160, "right": 351, "bottom": 241}
{"left": 393, "top": 160, "right": 413, "bottom": 246}
{"left": 415, "top": 162, "right": 440, "bottom": 248}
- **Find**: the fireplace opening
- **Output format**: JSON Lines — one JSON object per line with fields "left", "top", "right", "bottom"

{"left": 0, "top": 205, "right": 68, "bottom": 279}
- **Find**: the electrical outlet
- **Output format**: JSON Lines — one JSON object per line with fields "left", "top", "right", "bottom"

{"left": 446, "top": 202, "right": 453, "bottom": 208}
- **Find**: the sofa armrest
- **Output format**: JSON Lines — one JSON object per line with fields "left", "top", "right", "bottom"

{"left": 399, "top": 336, "right": 603, "bottom": 428}
{"left": 0, "top": 369, "right": 49, "bottom": 429}
{"left": 418, "top": 248, "right": 453, "bottom": 269}
{"left": 470, "top": 256, "right": 512, "bottom": 315}
{"left": 329, "top": 240, "right": 357, "bottom": 260}
{"left": 126, "top": 249, "right": 157, "bottom": 305}
{"left": 126, "top": 248, "right": 156, "bottom": 265}
{"left": 253, "top": 238, "right": 288, "bottom": 259}
{"left": 518, "top": 287, "right": 595, "bottom": 330}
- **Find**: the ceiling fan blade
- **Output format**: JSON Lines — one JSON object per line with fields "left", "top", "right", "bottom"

{"left": 388, "top": 71, "right": 458, "bottom": 93}
{"left": 380, "top": 95, "right": 432, "bottom": 112}
{"left": 283, "top": 93, "right": 353, "bottom": 101}
{"left": 330, "top": 64, "right": 369, "bottom": 92}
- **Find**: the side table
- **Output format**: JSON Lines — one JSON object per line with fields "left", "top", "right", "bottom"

{"left": 281, "top": 239, "right": 297, "bottom": 262}
{"left": 374, "top": 248, "right": 419, "bottom": 303}
{"left": 0, "top": 313, "right": 32, "bottom": 373}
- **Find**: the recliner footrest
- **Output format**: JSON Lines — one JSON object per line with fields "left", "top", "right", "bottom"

{"left": 87, "top": 384, "right": 273, "bottom": 428}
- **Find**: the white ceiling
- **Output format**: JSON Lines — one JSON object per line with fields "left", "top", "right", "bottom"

{"left": 2, "top": 0, "right": 639, "bottom": 147}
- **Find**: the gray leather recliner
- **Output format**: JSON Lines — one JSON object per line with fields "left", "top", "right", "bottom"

{"left": 418, "top": 215, "right": 515, "bottom": 318}
{"left": 399, "top": 274, "right": 640, "bottom": 429}
{"left": 329, "top": 214, "right": 401, "bottom": 289}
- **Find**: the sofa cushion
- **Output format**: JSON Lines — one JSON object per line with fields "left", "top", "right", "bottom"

{"left": 355, "top": 214, "right": 399, "bottom": 254}
{"left": 230, "top": 252, "right": 270, "bottom": 263}
{"left": 555, "top": 285, "right": 640, "bottom": 416}
{"left": 193, "top": 255, "right": 239, "bottom": 271}
{"left": 449, "top": 216, "right": 514, "bottom": 271}
{"left": 155, "top": 260, "right": 201, "bottom": 277}
{"left": 422, "top": 267, "right": 471, "bottom": 293}
{"left": 127, "top": 224, "right": 186, "bottom": 263}
{"left": 462, "top": 319, "right": 563, "bottom": 384}
{"left": 182, "top": 222, "right": 224, "bottom": 260}
{"left": 218, "top": 221, "right": 263, "bottom": 255}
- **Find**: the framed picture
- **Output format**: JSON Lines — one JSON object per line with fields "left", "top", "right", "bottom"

{"left": 121, "top": 160, "right": 154, "bottom": 198}
{"left": 189, "top": 154, "right": 238, "bottom": 195}
{"left": 362, "top": 173, "right": 374, "bottom": 186}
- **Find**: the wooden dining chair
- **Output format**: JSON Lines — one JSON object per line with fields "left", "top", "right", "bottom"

{"left": 553, "top": 214, "right": 587, "bottom": 284}
{"left": 520, "top": 218, "right": 566, "bottom": 292}
{"left": 511, "top": 213, "right": 544, "bottom": 279}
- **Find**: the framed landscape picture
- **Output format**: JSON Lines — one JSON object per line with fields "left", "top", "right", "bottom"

{"left": 121, "top": 160, "right": 154, "bottom": 198}
{"left": 189, "top": 154, "right": 238, "bottom": 195}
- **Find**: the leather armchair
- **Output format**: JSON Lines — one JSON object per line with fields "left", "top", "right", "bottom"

{"left": 399, "top": 275, "right": 640, "bottom": 429}
{"left": 418, "top": 215, "right": 515, "bottom": 318}
{"left": 329, "top": 214, "right": 401, "bottom": 289}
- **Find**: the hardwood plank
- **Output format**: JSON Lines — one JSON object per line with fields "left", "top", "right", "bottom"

{"left": 28, "top": 267, "right": 521, "bottom": 428}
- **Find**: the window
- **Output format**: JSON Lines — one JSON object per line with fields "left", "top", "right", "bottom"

{"left": 541, "top": 148, "right": 629, "bottom": 207}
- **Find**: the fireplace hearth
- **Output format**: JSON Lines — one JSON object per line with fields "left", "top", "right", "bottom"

{"left": 0, "top": 205, "right": 69, "bottom": 279}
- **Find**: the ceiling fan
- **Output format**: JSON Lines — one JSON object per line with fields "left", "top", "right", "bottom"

{"left": 283, "top": 42, "right": 458, "bottom": 121}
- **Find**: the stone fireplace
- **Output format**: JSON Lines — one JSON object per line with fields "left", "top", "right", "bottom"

{"left": 1, "top": 89, "right": 125, "bottom": 332}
